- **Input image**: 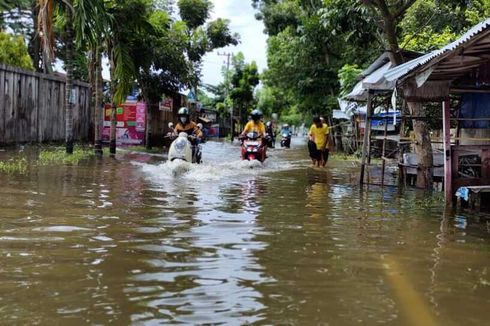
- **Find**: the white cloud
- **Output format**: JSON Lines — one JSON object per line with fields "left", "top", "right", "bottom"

{"left": 201, "top": 0, "right": 268, "bottom": 86}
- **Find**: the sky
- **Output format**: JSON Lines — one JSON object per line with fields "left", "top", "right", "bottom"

{"left": 201, "top": 1, "right": 268, "bottom": 86}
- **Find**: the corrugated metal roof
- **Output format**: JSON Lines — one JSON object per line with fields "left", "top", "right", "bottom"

{"left": 344, "top": 62, "right": 394, "bottom": 101}
{"left": 343, "top": 80, "right": 366, "bottom": 101}
{"left": 362, "top": 62, "right": 394, "bottom": 90}
{"left": 384, "top": 18, "right": 490, "bottom": 82}
{"left": 333, "top": 110, "right": 349, "bottom": 120}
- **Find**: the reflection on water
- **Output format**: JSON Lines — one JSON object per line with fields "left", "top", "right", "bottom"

{"left": 0, "top": 139, "right": 489, "bottom": 324}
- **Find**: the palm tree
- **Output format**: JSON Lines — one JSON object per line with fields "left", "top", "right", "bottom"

{"left": 37, "top": 0, "right": 74, "bottom": 153}
{"left": 104, "top": 0, "right": 153, "bottom": 155}
{"left": 37, "top": 0, "right": 104, "bottom": 154}
{"left": 76, "top": 2, "right": 111, "bottom": 156}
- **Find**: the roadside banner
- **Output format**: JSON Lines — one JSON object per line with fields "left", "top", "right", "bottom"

{"left": 102, "top": 102, "right": 146, "bottom": 145}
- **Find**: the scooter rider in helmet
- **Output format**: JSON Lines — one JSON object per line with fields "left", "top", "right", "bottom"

{"left": 174, "top": 107, "right": 203, "bottom": 141}
{"left": 240, "top": 109, "right": 266, "bottom": 139}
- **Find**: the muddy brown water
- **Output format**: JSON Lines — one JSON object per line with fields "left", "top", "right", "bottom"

{"left": 0, "top": 139, "right": 489, "bottom": 325}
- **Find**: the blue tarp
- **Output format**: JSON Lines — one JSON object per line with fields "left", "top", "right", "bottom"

{"left": 460, "top": 93, "right": 490, "bottom": 129}
{"left": 370, "top": 111, "right": 401, "bottom": 128}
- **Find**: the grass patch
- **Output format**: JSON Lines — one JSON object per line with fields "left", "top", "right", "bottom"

{"left": 331, "top": 152, "right": 359, "bottom": 161}
{"left": 0, "top": 157, "right": 28, "bottom": 174}
{"left": 38, "top": 147, "right": 95, "bottom": 165}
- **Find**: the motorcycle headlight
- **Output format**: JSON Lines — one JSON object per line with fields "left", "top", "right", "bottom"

{"left": 175, "top": 138, "right": 187, "bottom": 151}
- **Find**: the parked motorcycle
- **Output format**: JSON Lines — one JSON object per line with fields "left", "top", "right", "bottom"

{"left": 168, "top": 132, "right": 202, "bottom": 163}
{"left": 240, "top": 132, "right": 267, "bottom": 162}
{"left": 280, "top": 132, "right": 291, "bottom": 148}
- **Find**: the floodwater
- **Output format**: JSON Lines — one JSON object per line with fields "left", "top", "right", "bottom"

{"left": 0, "top": 138, "right": 489, "bottom": 325}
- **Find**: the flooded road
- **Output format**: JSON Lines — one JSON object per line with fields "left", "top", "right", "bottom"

{"left": 1, "top": 138, "right": 489, "bottom": 325}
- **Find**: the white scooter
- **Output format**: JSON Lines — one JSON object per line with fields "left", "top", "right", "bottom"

{"left": 168, "top": 132, "right": 202, "bottom": 163}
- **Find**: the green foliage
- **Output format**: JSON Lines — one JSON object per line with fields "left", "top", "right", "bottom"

{"left": 254, "top": 0, "right": 381, "bottom": 119}
{"left": 206, "top": 18, "right": 239, "bottom": 49}
{"left": 136, "top": 8, "right": 191, "bottom": 104}
{"left": 38, "top": 147, "right": 94, "bottom": 165}
{"left": 0, "top": 0, "right": 31, "bottom": 33}
{"left": 0, "top": 156, "right": 28, "bottom": 175}
{"left": 399, "top": 0, "right": 489, "bottom": 53}
{"left": 105, "top": 0, "right": 155, "bottom": 104}
{"left": 228, "top": 53, "right": 260, "bottom": 122}
{"left": 338, "top": 64, "right": 362, "bottom": 97}
{"left": 401, "top": 26, "right": 457, "bottom": 52}
{"left": 0, "top": 32, "right": 34, "bottom": 70}
{"left": 177, "top": 0, "right": 212, "bottom": 30}
{"left": 254, "top": 0, "right": 489, "bottom": 127}
{"left": 280, "top": 106, "right": 305, "bottom": 127}
{"left": 252, "top": 0, "right": 301, "bottom": 36}
{"left": 174, "top": 0, "right": 238, "bottom": 88}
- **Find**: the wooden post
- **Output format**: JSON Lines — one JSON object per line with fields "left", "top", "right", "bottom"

{"left": 443, "top": 100, "right": 452, "bottom": 206}
{"left": 398, "top": 101, "right": 407, "bottom": 187}
{"left": 145, "top": 102, "right": 152, "bottom": 150}
{"left": 360, "top": 91, "right": 373, "bottom": 185}
{"left": 381, "top": 107, "right": 389, "bottom": 186}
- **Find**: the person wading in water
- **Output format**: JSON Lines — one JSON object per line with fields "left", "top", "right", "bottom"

{"left": 308, "top": 116, "right": 329, "bottom": 167}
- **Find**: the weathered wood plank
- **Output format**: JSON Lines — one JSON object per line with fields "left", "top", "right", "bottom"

{"left": 4, "top": 71, "right": 16, "bottom": 143}
{"left": 0, "top": 64, "right": 91, "bottom": 144}
{"left": 0, "top": 68, "right": 5, "bottom": 144}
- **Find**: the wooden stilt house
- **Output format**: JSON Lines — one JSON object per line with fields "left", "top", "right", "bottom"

{"left": 384, "top": 18, "right": 490, "bottom": 207}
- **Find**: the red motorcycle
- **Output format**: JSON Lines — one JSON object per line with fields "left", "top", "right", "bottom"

{"left": 240, "top": 132, "right": 267, "bottom": 162}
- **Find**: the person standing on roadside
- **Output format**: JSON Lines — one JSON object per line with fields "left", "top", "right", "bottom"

{"left": 308, "top": 116, "right": 330, "bottom": 167}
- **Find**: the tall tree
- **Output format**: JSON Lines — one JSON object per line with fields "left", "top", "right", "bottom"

{"left": 37, "top": 0, "right": 76, "bottom": 153}
{"left": 105, "top": 0, "right": 153, "bottom": 155}
{"left": 177, "top": 0, "right": 239, "bottom": 96}
{"left": 228, "top": 52, "right": 260, "bottom": 123}
{"left": 254, "top": 0, "right": 379, "bottom": 117}
{"left": 134, "top": 8, "right": 191, "bottom": 149}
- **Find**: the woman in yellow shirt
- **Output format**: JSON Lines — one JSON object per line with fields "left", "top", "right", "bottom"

{"left": 308, "top": 116, "right": 329, "bottom": 167}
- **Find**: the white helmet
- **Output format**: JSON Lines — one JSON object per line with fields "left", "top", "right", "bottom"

{"left": 197, "top": 123, "right": 203, "bottom": 129}
{"left": 168, "top": 122, "right": 174, "bottom": 128}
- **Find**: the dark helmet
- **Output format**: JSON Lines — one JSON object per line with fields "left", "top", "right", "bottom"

{"left": 251, "top": 109, "right": 262, "bottom": 121}
{"left": 178, "top": 107, "right": 190, "bottom": 117}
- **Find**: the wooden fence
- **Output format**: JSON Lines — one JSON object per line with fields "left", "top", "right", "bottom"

{"left": 0, "top": 64, "right": 92, "bottom": 145}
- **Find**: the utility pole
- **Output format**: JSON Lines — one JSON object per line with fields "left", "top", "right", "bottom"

{"left": 218, "top": 52, "right": 232, "bottom": 141}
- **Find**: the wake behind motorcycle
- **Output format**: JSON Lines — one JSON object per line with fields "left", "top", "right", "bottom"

{"left": 168, "top": 132, "right": 202, "bottom": 163}
{"left": 240, "top": 132, "right": 267, "bottom": 162}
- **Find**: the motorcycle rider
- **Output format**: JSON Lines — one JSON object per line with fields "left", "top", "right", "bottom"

{"left": 281, "top": 123, "right": 292, "bottom": 136}
{"left": 265, "top": 121, "right": 275, "bottom": 148}
{"left": 280, "top": 123, "right": 292, "bottom": 148}
{"left": 240, "top": 109, "right": 266, "bottom": 140}
{"left": 240, "top": 109, "right": 268, "bottom": 162}
{"left": 174, "top": 107, "right": 203, "bottom": 141}
{"left": 174, "top": 107, "right": 203, "bottom": 163}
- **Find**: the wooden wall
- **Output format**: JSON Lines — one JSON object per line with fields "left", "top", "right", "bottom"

{"left": 0, "top": 64, "right": 92, "bottom": 145}
{"left": 150, "top": 93, "right": 186, "bottom": 146}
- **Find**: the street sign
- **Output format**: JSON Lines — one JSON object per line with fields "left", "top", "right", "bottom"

{"left": 159, "top": 98, "right": 173, "bottom": 112}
